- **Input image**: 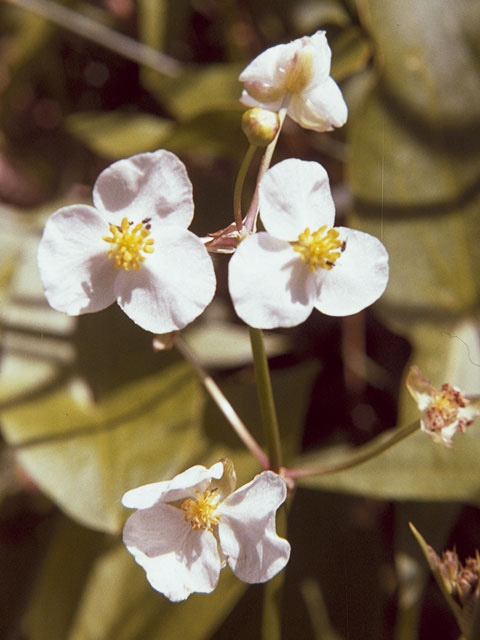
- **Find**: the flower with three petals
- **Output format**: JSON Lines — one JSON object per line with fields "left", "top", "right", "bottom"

{"left": 122, "top": 460, "right": 290, "bottom": 601}
{"left": 228, "top": 158, "right": 389, "bottom": 329}
{"left": 38, "top": 150, "right": 216, "bottom": 333}
{"left": 239, "top": 31, "right": 347, "bottom": 132}
{"left": 406, "top": 365, "right": 480, "bottom": 447}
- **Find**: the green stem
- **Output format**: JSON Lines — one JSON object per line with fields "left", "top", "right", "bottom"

{"left": 248, "top": 327, "right": 282, "bottom": 472}
{"left": 233, "top": 143, "right": 257, "bottom": 231}
{"left": 243, "top": 102, "right": 289, "bottom": 233}
{"left": 286, "top": 420, "right": 420, "bottom": 479}
{"left": 262, "top": 503, "right": 288, "bottom": 640}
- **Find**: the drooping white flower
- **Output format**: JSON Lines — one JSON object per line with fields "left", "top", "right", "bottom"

{"left": 38, "top": 150, "right": 216, "bottom": 333}
{"left": 239, "top": 31, "right": 347, "bottom": 133}
{"left": 228, "top": 158, "right": 389, "bottom": 329}
{"left": 406, "top": 365, "right": 480, "bottom": 448}
{"left": 122, "top": 460, "right": 290, "bottom": 602}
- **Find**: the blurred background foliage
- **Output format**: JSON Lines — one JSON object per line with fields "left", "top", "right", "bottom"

{"left": 0, "top": 0, "right": 479, "bottom": 638}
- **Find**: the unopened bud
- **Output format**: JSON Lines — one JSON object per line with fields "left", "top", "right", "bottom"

{"left": 241, "top": 107, "right": 280, "bottom": 147}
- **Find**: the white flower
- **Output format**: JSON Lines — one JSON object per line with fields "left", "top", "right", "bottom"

{"left": 239, "top": 31, "right": 347, "bottom": 133}
{"left": 38, "top": 150, "right": 216, "bottom": 333}
{"left": 228, "top": 158, "right": 389, "bottom": 329}
{"left": 406, "top": 365, "right": 480, "bottom": 448}
{"left": 122, "top": 460, "right": 290, "bottom": 602}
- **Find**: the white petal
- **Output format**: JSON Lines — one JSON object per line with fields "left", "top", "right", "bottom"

{"left": 229, "top": 233, "right": 317, "bottom": 329}
{"left": 122, "top": 462, "right": 224, "bottom": 509}
{"left": 307, "top": 31, "right": 332, "bottom": 83}
{"left": 289, "top": 76, "right": 348, "bottom": 132}
{"left": 460, "top": 400, "right": 480, "bottom": 423}
{"left": 259, "top": 159, "right": 336, "bottom": 240}
{"left": 405, "top": 366, "right": 436, "bottom": 411}
{"left": 239, "top": 41, "right": 296, "bottom": 104}
{"left": 314, "top": 227, "right": 389, "bottom": 316}
{"left": 239, "top": 89, "right": 283, "bottom": 113}
{"left": 114, "top": 226, "right": 215, "bottom": 333}
{"left": 218, "top": 471, "right": 290, "bottom": 583}
{"left": 123, "top": 504, "right": 221, "bottom": 601}
{"left": 37, "top": 205, "right": 117, "bottom": 315}
{"left": 92, "top": 150, "right": 194, "bottom": 228}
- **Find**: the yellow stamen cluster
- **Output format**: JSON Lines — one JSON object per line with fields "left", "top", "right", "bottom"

{"left": 181, "top": 490, "right": 221, "bottom": 531}
{"left": 103, "top": 216, "right": 154, "bottom": 271}
{"left": 293, "top": 225, "right": 342, "bottom": 272}
{"left": 427, "top": 384, "right": 469, "bottom": 432}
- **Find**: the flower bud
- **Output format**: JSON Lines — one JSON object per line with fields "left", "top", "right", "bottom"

{"left": 241, "top": 107, "right": 280, "bottom": 147}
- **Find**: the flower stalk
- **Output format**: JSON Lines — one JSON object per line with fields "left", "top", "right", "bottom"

{"left": 261, "top": 502, "right": 288, "bottom": 640}
{"left": 248, "top": 326, "right": 282, "bottom": 472}
{"left": 286, "top": 420, "right": 420, "bottom": 480}
{"left": 243, "top": 104, "right": 288, "bottom": 234}
{"left": 175, "top": 335, "right": 269, "bottom": 469}
{"left": 233, "top": 143, "right": 257, "bottom": 231}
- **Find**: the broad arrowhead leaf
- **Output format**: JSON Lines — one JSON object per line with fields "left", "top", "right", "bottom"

{"left": 295, "top": 420, "right": 480, "bottom": 506}
{"left": 1, "top": 363, "right": 205, "bottom": 533}
{"left": 67, "top": 543, "right": 246, "bottom": 640}
{"left": 65, "top": 111, "right": 174, "bottom": 159}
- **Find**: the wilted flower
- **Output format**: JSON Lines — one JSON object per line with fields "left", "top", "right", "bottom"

{"left": 410, "top": 522, "right": 480, "bottom": 638}
{"left": 239, "top": 31, "right": 347, "bottom": 132}
{"left": 406, "top": 365, "right": 480, "bottom": 447}
{"left": 122, "top": 459, "right": 290, "bottom": 602}
{"left": 228, "top": 158, "right": 389, "bottom": 329}
{"left": 38, "top": 150, "right": 216, "bottom": 333}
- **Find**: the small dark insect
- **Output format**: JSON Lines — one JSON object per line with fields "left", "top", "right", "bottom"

{"left": 341, "top": 240, "right": 347, "bottom": 252}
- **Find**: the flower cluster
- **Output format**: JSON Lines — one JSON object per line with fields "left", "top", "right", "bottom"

{"left": 122, "top": 460, "right": 290, "bottom": 601}
{"left": 406, "top": 366, "right": 480, "bottom": 447}
{"left": 36, "top": 31, "right": 391, "bottom": 602}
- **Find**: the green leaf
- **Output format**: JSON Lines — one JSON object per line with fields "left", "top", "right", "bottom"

{"left": 159, "top": 64, "right": 244, "bottom": 121}
{"left": 295, "top": 419, "right": 480, "bottom": 506}
{"left": 1, "top": 363, "right": 205, "bottom": 533}
{"left": 0, "top": 213, "right": 75, "bottom": 406}
{"left": 66, "top": 542, "right": 246, "bottom": 640}
{"left": 330, "top": 25, "right": 373, "bottom": 81}
{"left": 350, "top": 84, "right": 480, "bottom": 207}
{"left": 163, "top": 110, "right": 245, "bottom": 160}
{"left": 184, "top": 321, "right": 290, "bottom": 369}
{"left": 347, "top": 1, "right": 480, "bottom": 335}
{"left": 22, "top": 516, "right": 107, "bottom": 640}
{"left": 290, "top": 0, "right": 353, "bottom": 33}
{"left": 65, "top": 111, "right": 174, "bottom": 159}
{"left": 356, "top": 0, "right": 480, "bottom": 128}
{"left": 351, "top": 173, "right": 480, "bottom": 335}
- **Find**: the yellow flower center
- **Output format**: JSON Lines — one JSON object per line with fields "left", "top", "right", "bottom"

{"left": 427, "top": 384, "right": 468, "bottom": 431}
{"left": 285, "top": 46, "right": 315, "bottom": 94}
{"left": 103, "top": 217, "right": 154, "bottom": 271}
{"left": 293, "top": 225, "right": 343, "bottom": 272}
{"left": 181, "top": 490, "right": 221, "bottom": 531}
